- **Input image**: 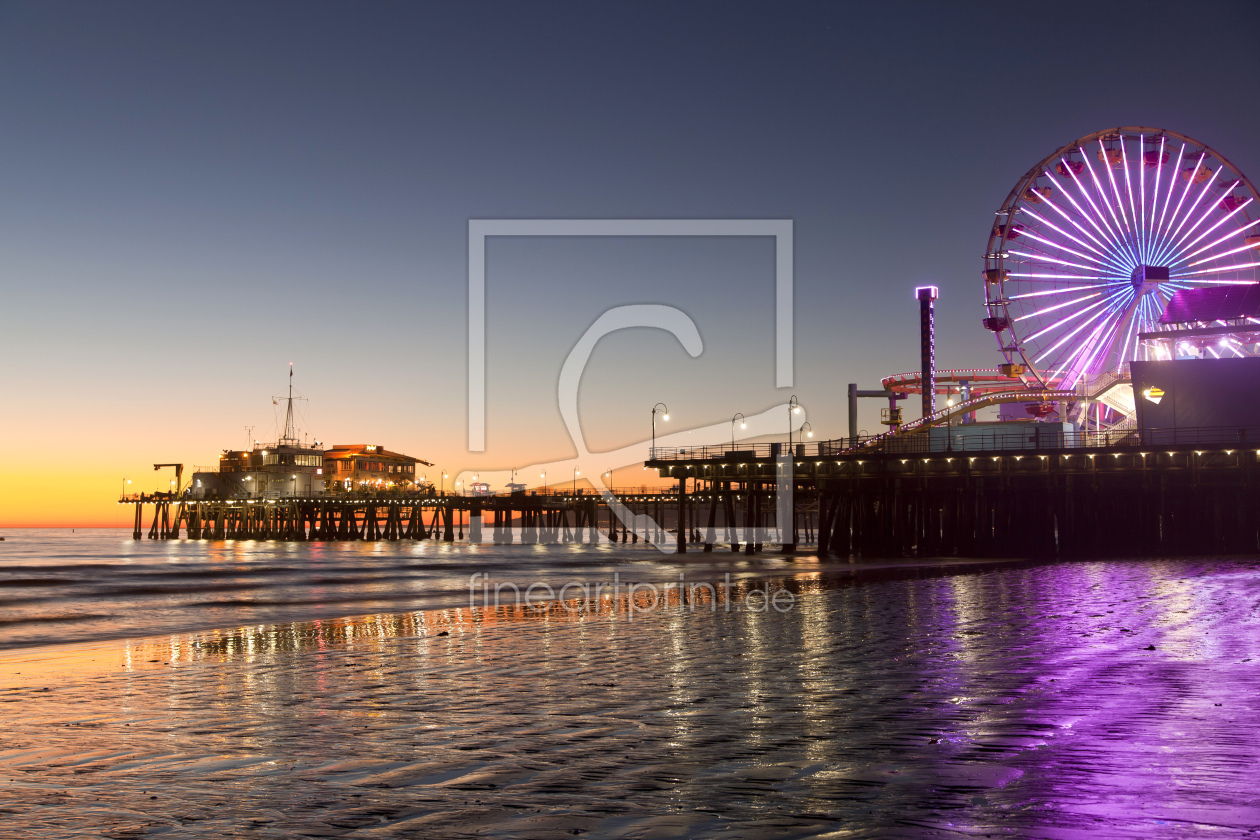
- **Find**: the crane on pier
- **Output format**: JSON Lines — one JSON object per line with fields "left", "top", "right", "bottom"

{"left": 154, "top": 463, "right": 184, "bottom": 497}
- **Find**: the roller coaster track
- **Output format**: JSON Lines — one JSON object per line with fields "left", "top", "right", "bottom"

{"left": 845, "top": 388, "right": 1080, "bottom": 453}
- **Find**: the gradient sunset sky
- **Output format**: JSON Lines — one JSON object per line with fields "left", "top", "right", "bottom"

{"left": 3, "top": 1, "right": 1259, "bottom": 526}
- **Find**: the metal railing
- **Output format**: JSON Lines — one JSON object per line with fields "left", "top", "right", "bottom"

{"left": 651, "top": 424, "right": 1260, "bottom": 461}
{"left": 650, "top": 442, "right": 819, "bottom": 462}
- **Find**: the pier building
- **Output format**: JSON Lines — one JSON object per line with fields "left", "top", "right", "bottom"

{"left": 191, "top": 443, "right": 325, "bottom": 499}
{"left": 322, "top": 444, "right": 432, "bottom": 492}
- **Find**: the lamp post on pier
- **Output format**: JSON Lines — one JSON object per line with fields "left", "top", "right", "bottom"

{"left": 788, "top": 396, "right": 801, "bottom": 448}
{"left": 572, "top": 467, "right": 580, "bottom": 495}
{"left": 731, "top": 413, "right": 746, "bottom": 448}
{"left": 651, "top": 403, "right": 669, "bottom": 456}
{"left": 541, "top": 470, "right": 547, "bottom": 494}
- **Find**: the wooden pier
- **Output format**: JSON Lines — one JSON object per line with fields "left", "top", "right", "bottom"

{"left": 124, "top": 431, "right": 1260, "bottom": 559}
{"left": 648, "top": 433, "right": 1260, "bottom": 559}
{"left": 121, "top": 485, "right": 819, "bottom": 554}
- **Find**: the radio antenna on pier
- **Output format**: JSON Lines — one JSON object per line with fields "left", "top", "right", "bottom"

{"left": 282, "top": 363, "right": 297, "bottom": 444}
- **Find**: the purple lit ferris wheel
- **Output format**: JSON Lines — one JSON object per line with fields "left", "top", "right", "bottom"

{"left": 983, "top": 127, "right": 1260, "bottom": 389}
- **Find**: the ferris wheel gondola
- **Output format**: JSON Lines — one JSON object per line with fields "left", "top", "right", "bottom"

{"left": 983, "top": 127, "right": 1260, "bottom": 390}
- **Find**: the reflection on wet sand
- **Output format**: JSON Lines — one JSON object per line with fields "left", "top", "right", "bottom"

{"left": 2, "top": 557, "right": 1259, "bottom": 838}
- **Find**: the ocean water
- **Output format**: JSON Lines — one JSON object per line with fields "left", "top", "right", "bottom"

{"left": 2, "top": 531, "right": 1260, "bottom": 836}
{"left": 2, "top": 540, "right": 1260, "bottom": 836}
{"left": 0, "top": 528, "right": 854, "bottom": 650}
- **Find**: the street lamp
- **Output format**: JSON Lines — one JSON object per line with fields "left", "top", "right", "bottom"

{"left": 651, "top": 403, "right": 669, "bottom": 454}
{"left": 121, "top": 477, "right": 131, "bottom": 498}
{"left": 731, "top": 413, "right": 746, "bottom": 448}
{"left": 801, "top": 422, "right": 813, "bottom": 439}
{"left": 572, "top": 467, "right": 580, "bottom": 495}
{"left": 541, "top": 470, "right": 547, "bottom": 493}
{"left": 788, "top": 395, "right": 801, "bottom": 447}
{"left": 441, "top": 470, "right": 447, "bottom": 495}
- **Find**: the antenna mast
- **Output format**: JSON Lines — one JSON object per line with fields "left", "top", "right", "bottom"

{"left": 282, "top": 363, "right": 296, "bottom": 444}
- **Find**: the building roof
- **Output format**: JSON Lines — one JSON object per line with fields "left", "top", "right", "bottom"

{"left": 1160, "top": 284, "right": 1260, "bottom": 325}
{"left": 323, "top": 445, "right": 432, "bottom": 465}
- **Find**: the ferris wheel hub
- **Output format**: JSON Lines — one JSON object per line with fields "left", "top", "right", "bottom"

{"left": 1130, "top": 264, "right": 1170, "bottom": 296}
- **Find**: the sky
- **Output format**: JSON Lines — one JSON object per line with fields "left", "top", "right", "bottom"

{"left": 3, "top": 0, "right": 1260, "bottom": 526}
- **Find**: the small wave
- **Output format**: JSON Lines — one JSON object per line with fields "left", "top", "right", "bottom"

{"left": 183, "top": 594, "right": 433, "bottom": 608}
{"left": 0, "top": 613, "right": 114, "bottom": 626}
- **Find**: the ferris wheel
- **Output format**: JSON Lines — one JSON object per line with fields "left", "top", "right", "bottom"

{"left": 983, "top": 127, "right": 1260, "bottom": 390}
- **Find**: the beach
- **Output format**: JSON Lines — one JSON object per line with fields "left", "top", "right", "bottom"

{"left": 3, "top": 549, "right": 1260, "bottom": 838}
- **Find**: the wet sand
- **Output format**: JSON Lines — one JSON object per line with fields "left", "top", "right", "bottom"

{"left": 2, "top": 556, "right": 1260, "bottom": 838}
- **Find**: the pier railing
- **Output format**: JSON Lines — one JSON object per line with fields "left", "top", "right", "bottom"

{"left": 651, "top": 424, "right": 1260, "bottom": 461}
{"left": 121, "top": 486, "right": 683, "bottom": 505}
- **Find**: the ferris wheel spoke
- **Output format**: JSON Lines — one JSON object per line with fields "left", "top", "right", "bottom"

{"left": 1008, "top": 272, "right": 1121, "bottom": 280}
{"left": 1139, "top": 136, "right": 1150, "bottom": 263}
{"left": 1171, "top": 263, "right": 1260, "bottom": 281}
{"left": 1013, "top": 227, "right": 1132, "bottom": 273}
{"left": 1035, "top": 285, "right": 1134, "bottom": 368}
{"left": 1029, "top": 183, "right": 1117, "bottom": 255}
{"left": 1056, "top": 160, "right": 1126, "bottom": 250}
{"left": 1008, "top": 233, "right": 1112, "bottom": 269}
{"left": 1007, "top": 249, "right": 1119, "bottom": 275}
{"left": 1151, "top": 157, "right": 1218, "bottom": 266}
{"left": 1166, "top": 197, "right": 1254, "bottom": 266}
{"left": 1068, "top": 310, "right": 1129, "bottom": 384}
{"left": 1081, "top": 149, "right": 1138, "bottom": 263}
{"left": 1020, "top": 207, "right": 1114, "bottom": 261}
{"left": 1151, "top": 149, "right": 1203, "bottom": 261}
{"left": 1007, "top": 283, "right": 1117, "bottom": 300}
{"left": 1172, "top": 259, "right": 1260, "bottom": 277}
{"left": 1023, "top": 290, "right": 1123, "bottom": 344}
{"left": 1121, "top": 139, "right": 1144, "bottom": 263}
{"left": 1043, "top": 166, "right": 1113, "bottom": 248}
{"left": 1099, "top": 139, "right": 1137, "bottom": 250}
{"left": 1155, "top": 172, "right": 1231, "bottom": 266}
{"left": 1014, "top": 292, "right": 1105, "bottom": 321}
{"left": 1032, "top": 297, "right": 1125, "bottom": 363}
{"left": 1178, "top": 216, "right": 1260, "bottom": 267}
{"left": 1154, "top": 143, "right": 1187, "bottom": 246}
{"left": 1114, "top": 301, "right": 1146, "bottom": 374}
{"left": 1185, "top": 228, "right": 1260, "bottom": 267}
